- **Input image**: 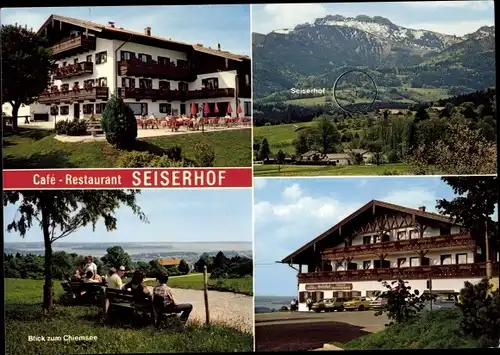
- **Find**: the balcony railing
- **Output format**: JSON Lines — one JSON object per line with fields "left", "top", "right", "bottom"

{"left": 118, "top": 59, "right": 192, "bottom": 81}
{"left": 120, "top": 87, "right": 235, "bottom": 101}
{"left": 50, "top": 35, "right": 96, "bottom": 57}
{"left": 38, "top": 87, "right": 109, "bottom": 105}
{"left": 298, "top": 262, "right": 498, "bottom": 283}
{"left": 322, "top": 233, "right": 475, "bottom": 260}
{"left": 53, "top": 62, "right": 93, "bottom": 80}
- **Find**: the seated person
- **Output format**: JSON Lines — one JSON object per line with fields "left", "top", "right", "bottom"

{"left": 83, "top": 270, "right": 100, "bottom": 283}
{"left": 124, "top": 270, "right": 150, "bottom": 298}
{"left": 153, "top": 272, "right": 192, "bottom": 322}
{"left": 72, "top": 268, "right": 81, "bottom": 281}
{"left": 107, "top": 267, "right": 125, "bottom": 290}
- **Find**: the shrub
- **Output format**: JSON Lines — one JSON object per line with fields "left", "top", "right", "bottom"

{"left": 165, "top": 146, "right": 183, "bottom": 162}
{"left": 193, "top": 142, "right": 215, "bottom": 167}
{"left": 116, "top": 151, "right": 185, "bottom": 168}
{"left": 55, "top": 118, "right": 87, "bottom": 136}
{"left": 101, "top": 95, "right": 138, "bottom": 148}
{"left": 457, "top": 279, "right": 500, "bottom": 347}
{"left": 374, "top": 279, "right": 435, "bottom": 326}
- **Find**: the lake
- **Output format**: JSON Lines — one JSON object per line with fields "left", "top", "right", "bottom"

{"left": 255, "top": 295, "right": 295, "bottom": 313}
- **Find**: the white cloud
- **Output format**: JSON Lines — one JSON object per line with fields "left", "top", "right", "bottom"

{"left": 253, "top": 178, "right": 267, "bottom": 190}
{"left": 380, "top": 187, "right": 438, "bottom": 213}
{"left": 402, "top": 1, "right": 493, "bottom": 11}
{"left": 282, "top": 183, "right": 302, "bottom": 201}
{"left": 403, "top": 19, "right": 495, "bottom": 36}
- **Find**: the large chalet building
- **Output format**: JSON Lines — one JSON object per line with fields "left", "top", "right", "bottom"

{"left": 29, "top": 15, "right": 251, "bottom": 121}
{"left": 281, "top": 200, "right": 498, "bottom": 312}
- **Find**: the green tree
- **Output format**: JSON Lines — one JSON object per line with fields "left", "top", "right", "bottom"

{"left": 414, "top": 107, "right": 430, "bottom": 122}
{"left": 310, "top": 115, "right": 341, "bottom": 154}
{"left": 101, "top": 246, "right": 132, "bottom": 270}
{"left": 293, "top": 132, "right": 310, "bottom": 155}
{"left": 101, "top": 95, "right": 138, "bottom": 148}
{"left": 258, "top": 138, "right": 271, "bottom": 160}
{"left": 52, "top": 251, "right": 75, "bottom": 280}
{"left": 194, "top": 253, "right": 214, "bottom": 273}
{"left": 3, "top": 190, "right": 147, "bottom": 313}
{"left": 178, "top": 259, "right": 190, "bottom": 274}
{"left": 148, "top": 259, "right": 168, "bottom": 278}
{"left": 277, "top": 150, "right": 286, "bottom": 165}
{"left": 1, "top": 25, "right": 54, "bottom": 132}
{"left": 135, "top": 261, "right": 151, "bottom": 275}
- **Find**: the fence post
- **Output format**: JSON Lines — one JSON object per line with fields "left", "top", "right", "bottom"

{"left": 203, "top": 265, "right": 210, "bottom": 326}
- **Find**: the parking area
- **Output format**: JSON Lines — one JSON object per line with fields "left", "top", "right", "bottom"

{"left": 255, "top": 311, "right": 388, "bottom": 352}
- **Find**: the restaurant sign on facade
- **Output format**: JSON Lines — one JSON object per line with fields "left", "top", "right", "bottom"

{"left": 305, "top": 283, "right": 353, "bottom": 291}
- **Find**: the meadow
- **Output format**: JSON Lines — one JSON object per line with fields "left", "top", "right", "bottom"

{"left": 253, "top": 163, "right": 409, "bottom": 177}
{"left": 253, "top": 121, "right": 316, "bottom": 154}
{"left": 5, "top": 278, "right": 252, "bottom": 354}
{"left": 3, "top": 128, "right": 252, "bottom": 168}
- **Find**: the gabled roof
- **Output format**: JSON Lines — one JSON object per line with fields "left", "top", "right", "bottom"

{"left": 37, "top": 14, "right": 248, "bottom": 59}
{"left": 280, "top": 200, "right": 458, "bottom": 264}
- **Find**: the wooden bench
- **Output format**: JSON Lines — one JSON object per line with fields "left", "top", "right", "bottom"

{"left": 60, "top": 280, "right": 106, "bottom": 305}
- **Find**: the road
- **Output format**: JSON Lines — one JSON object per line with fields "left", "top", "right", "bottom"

{"left": 255, "top": 310, "right": 388, "bottom": 352}
{"left": 146, "top": 286, "right": 252, "bottom": 333}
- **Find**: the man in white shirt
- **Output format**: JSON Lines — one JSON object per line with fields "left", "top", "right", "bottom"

{"left": 107, "top": 266, "right": 125, "bottom": 290}
{"left": 84, "top": 256, "right": 98, "bottom": 279}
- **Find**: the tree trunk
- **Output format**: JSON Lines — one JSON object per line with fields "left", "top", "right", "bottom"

{"left": 41, "top": 202, "right": 54, "bottom": 314}
{"left": 11, "top": 101, "right": 21, "bottom": 132}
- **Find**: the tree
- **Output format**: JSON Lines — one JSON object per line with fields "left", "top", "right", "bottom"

{"left": 1, "top": 25, "right": 54, "bottom": 131}
{"left": 277, "top": 150, "right": 286, "bottom": 165}
{"left": 293, "top": 132, "right": 310, "bottom": 156}
{"left": 148, "top": 259, "right": 167, "bottom": 278}
{"left": 3, "top": 190, "right": 147, "bottom": 313}
{"left": 194, "top": 253, "right": 213, "bottom": 273}
{"left": 310, "top": 115, "right": 341, "bottom": 154}
{"left": 52, "top": 251, "right": 75, "bottom": 280}
{"left": 101, "top": 95, "right": 138, "bottom": 148}
{"left": 414, "top": 107, "right": 430, "bottom": 122}
{"left": 101, "top": 246, "right": 132, "bottom": 270}
{"left": 178, "top": 259, "right": 190, "bottom": 274}
{"left": 258, "top": 138, "right": 271, "bottom": 161}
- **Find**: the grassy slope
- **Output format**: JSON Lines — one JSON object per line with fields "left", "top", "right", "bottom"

{"left": 3, "top": 128, "right": 251, "bottom": 168}
{"left": 5, "top": 278, "right": 252, "bottom": 354}
{"left": 334, "top": 309, "right": 479, "bottom": 349}
{"left": 143, "top": 273, "right": 253, "bottom": 296}
{"left": 253, "top": 121, "right": 315, "bottom": 154}
{"left": 254, "top": 163, "right": 409, "bottom": 176}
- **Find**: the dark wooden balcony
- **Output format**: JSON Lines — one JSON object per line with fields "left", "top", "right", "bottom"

{"left": 120, "top": 87, "right": 235, "bottom": 102}
{"left": 50, "top": 35, "right": 96, "bottom": 58}
{"left": 38, "top": 87, "right": 109, "bottom": 105}
{"left": 188, "top": 88, "right": 235, "bottom": 99}
{"left": 321, "top": 233, "right": 475, "bottom": 260}
{"left": 298, "top": 262, "right": 498, "bottom": 283}
{"left": 53, "top": 62, "right": 93, "bottom": 79}
{"left": 118, "top": 59, "right": 192, "bottom": 81}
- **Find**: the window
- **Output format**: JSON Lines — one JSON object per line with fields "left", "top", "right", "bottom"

{"left": 120, "top": 51, "right": 136, "bottom": 61}
{"left": 178, "top": 82, "right": 188, "bottom": 92}
{"left": 363, "top": 236, "right": 371, "bottom": 245}
{"left": 409, "top": 257, "right": 420, "bottom": 267}
{"left": 159, "top": 81, "right": 170, "bottom": 91}
{"left": 139, "top": 79, "right": 152, "bottom": 89}
{"left": 202, "top": 78, "right": 219, "bottom": 90}
{"left": 245, "top": 74, "right": 250, "bottom": 86}
{"left": 62, "top": 61, "right": 67, "bottom": 67}
{"left": 180, "top": 103, "right": 186, "bottom": 115}
{"left": 122, "top": 77, "right": 135, "bottom": 88}
{"left": 83, "top": 104, "right": 94, "bottom": 115}
{"left": 60, "top": 106, "right": 69, "bottom": 115}
{"left": 244, "top": 102, "right": 251, "bottom": 116}
{"left": 397, "top": 258, "right": 407, "bottom": 267}
{"left": 74, "top": 58, "right": 79, "bottom": 64}
{"left": 373, "top": 235, "right": 381, "bottom": 243}
{"left": 159, "top": 103, "right": 172, "bottom": 114}
{"left": 74, "top": 81, "right": 79, "bottom": 87}
{"left": 456, "top": 253, "right": 468, "bottom": 264}
{"left": 127, "top": 103, "right": 148, "bottom": 116}
{"left": 95, "top": 51, "right": 107, "bottom": 64}
{"left": 363, "top": 261, "right": 371, "bottom": 270}
{"left": 158, "top": 56, "right": 170, "bottom": 65}
{"left": 409, "top": 229, "right": 419, "bottom": 239}
{"left": 177, "top": 59, "right": 188, "bottom": 68}
{"left": 138, "top": 53, "right": 152, "bottom": 63}
{"left": 86, "top": 55, "right": 92, "bottom": 62}
{"left": 397, "top": 231, "right": 407, "bottom": 240}
{"left": 96, "top": 77, "right": 107, "bottom": 87}
{"left": 84, "top": 79, "right": 94, "bottom": 88}
{"left": 366, "top": 291, "right": 378, "bottom": 298}
{"left": 440, "top": 254, "right": 452, "bottom": 265}
{"left": 440, "top": 227, "right": 451, "bottom": 236}
{"left": 50, "top": 106, "right": 59, "bottom": 115}
{"left": 61, "top": 84, "right": 69, "bottom": 91}
{"left": 95, "top": 103, "right": 106, "bottom": 114}
{"left": 225, "top": 58, "right": 229, "bottom": 68}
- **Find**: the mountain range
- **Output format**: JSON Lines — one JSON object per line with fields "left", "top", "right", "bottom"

{"left": 253, "top": 15, "right": 496, "bottom": 102}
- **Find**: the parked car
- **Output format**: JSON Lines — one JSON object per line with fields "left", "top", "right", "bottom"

{"left": 343, "top": 296, "right": 371, "bottom": 311}
{"left": 368, "top": 297, "right": 387, "bottom": 309}
{"left": 423, "top": 293, "right": 458, "bottom": 311}
{"left": 311, "top": 297, "right": 348, "bottom": 312}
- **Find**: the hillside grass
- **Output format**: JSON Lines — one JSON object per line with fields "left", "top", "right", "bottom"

{"left": 333, "top": 309, "right": 480, "bottom": 349}
{"left": 143, "top": 273, "right": 253, "bottom": 296}
{"left": 253, "top": 121, "right": 315, "bottom": 154}
{"left": 5, "top": 278, "right": 252, "bottom": 354}
{"left": 253, "top": 163, "right": 409, "bottom": 176}
{"left": 3, "top": 128, "right": 251, "bottom": 168}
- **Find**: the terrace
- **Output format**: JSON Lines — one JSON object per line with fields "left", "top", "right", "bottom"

{"left": 120, "top": 87, "right": 235, "bottom": 101}
{"left": 38, "top": 86, "right": 109, "bottom": 105}
{"left": 50, "top": 35, "right": 96, "bottom": 58}
{"left": 53, "top": 61, "right": 93, "bottom": 79}
{"left": 118, "top": 59, "right": 192, "bottom": 81}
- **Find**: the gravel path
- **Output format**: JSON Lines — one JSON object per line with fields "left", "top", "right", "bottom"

{"left": 147, "top": 286, "right": 253, "bottom": 333}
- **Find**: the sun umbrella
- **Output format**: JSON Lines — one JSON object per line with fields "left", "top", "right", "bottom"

{"left": 237, "top": 103, "right": 243, "bottom": 114}
{"left": 214, "top": 103, "right": 219, "bottom": 115}
{"left": 203, "top": 102, "right": 210, "bottom": 115}
{"left": 190, "top": 101, "right": 197, "bottom": 116}
{"left": 227, "top": 102, "right": 233, "bottom": 115}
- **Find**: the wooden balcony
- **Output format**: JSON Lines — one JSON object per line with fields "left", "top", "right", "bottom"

{"left": 53, "top": 62, "right": 93, "bottom": 79}
{"left": 120, "top": 87, "right": 235, "bottom": 101}
{"left": 118, "top": 59, "right": 192, "bottom": 81}
{"left": 50, "top": 36, "right": 96, "bottom": 58}
{"left": 38, "top": 87, "right": 109, "bottom": 105}
{"left": 298, "top": 262, "right": 498, "bottom": 283}
{"left": 322, "top": 233, "right": 475, "bottom": 260}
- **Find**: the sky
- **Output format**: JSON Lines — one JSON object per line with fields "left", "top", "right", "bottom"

{"left": 0, "top": 5, "right": 250, "bottom": 55}
{"left": 3, "top": 189, "right": 252, "bottom": 244}
{"left": 252, "top": 1, "right": 495, "bottom": 36}
{"left": 253, "top": 177, "right": 497, "bottom": 296}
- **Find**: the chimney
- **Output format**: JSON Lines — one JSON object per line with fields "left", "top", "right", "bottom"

{"left": 108, "top": 21, "right": 115, "bottom": 28}
{"left": 418, "top": 206, "right": 426, "bottom": 212}
{"left": 145, "top": 27, "right": 151, "bottom": 36}
{"left": 217, "top": 43, "right": 221, "bottom": 51}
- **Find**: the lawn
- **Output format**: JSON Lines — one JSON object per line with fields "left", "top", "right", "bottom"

{"left": 5, "top": 278, "right": 252, "bottom": 355}
{"left": 3, "top": 128, "right": 251, "bottom": 168}
{"left": 333, "top": 309, "right": 481, "bottom": 349}
{"left": 143, "top": 273, "right": 253, "bottom": 296}
{"left": 253, "top": 122, "right": 315, "bottom": 154}
{"left": 253, "top": 163, "right": 409, "bottom": 176}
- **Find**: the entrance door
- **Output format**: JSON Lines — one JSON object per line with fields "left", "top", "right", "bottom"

{"left": 74, "top": 103, "right": 80, "bottom": 119}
